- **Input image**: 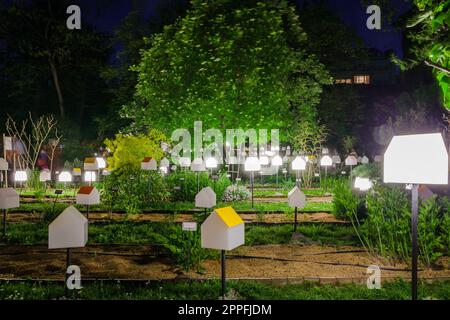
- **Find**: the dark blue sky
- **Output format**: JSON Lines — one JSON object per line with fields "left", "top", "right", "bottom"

{"left": 77, "top": 0, "right": 411, "bottom": 58}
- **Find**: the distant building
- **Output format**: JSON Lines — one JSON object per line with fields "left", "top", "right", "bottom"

{"left": 334, "top": 49, "right": 398, "bottom": 86}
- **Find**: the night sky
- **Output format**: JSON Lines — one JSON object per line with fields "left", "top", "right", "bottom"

{"left": 75, "top": 0, "right": 411, "bottom": 58}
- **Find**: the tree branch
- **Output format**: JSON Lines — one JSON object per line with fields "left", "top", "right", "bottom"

{"left": 424, "top": 60, "right": 450, "bottom": 74}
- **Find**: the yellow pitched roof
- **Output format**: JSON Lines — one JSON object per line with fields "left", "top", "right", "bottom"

{"left": 85, "top": 158, "right": 96, "bottom": 164}
{"left": 215, "top": 207, "right": 243, "bottom": 228}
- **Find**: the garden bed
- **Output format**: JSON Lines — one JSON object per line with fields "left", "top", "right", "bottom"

{"left": 1, "top": 244, "right": 448, "bottom": 282}
{"left": 5, "top": 211, "right": 345, "bottom": 224}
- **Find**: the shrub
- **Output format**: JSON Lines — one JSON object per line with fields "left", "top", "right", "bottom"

{"left": 351, "top": 163, "right": 381, "bottom": 180}
{"left": 104, "top": 129, "right": 167, "bottom": 173}
{"left": 167, "top": 170, "right": 231, "bottom": 202}
{"left": 332, "top": 179, "right": 365, "bottom": 221}
{"left": 151, "top": 225, "right": 214, "bottom": 272}
{"left": 351, "top": 185, "right": 448, "bottom": 266}
{"left": 102, "top": 169, "right": 169, "bottom": 214}
{"left": 222, "top": 184, "right": 250, "bottom": 202}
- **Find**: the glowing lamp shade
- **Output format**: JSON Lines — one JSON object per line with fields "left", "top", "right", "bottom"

{"left": 205, "top": 157, "right": 218, "bottom": 169}
{"left": 332, "top": 155, "right": 341, "bottom": 164}
{"left": 96, "top": 157, "right": 106, "bottom": 169}
{"left": 58, "top": 171, "right": 72, "bottom": 183}
{"left": 245, "top": 157, "right": 261, "bottom": 172}
{"left": 291, "top": 156, "right": 306, "bottom": 171}
{"left": 361, "top": 156, "right": 369, "bottom": 164}
{"left": 384, "top": 133, "right": 448, "bottom": 184}
{"left": 259, "top": 155, "right": 269, "bottom": 166}
{"left": 354, "top": 177, "right": 373, "bottom": 191}
{"left": 39, "top": 169, "right": 51, "bottom": 182}
{"left": 160, "top": 166, "right": 168, "bottom": 175}
{"left": 271, "top": 155, "right": 283, "bottom": 166}
{"left": 320, "top": 155, "right": 333, "bottom": 167}
{"left": 191, "top": 158, "right": 206, "bottom": 172}
{"left": 179, "top": 157, "right": 191, "bottom": 168}
{"left": 160, "top": 157, "right": 170, "bottom": 168}
{"left": 15, "top": 171, "right": 28, "bottom": 182}
{"left": 84, "top": 171, "right": 97, "bottom": 183}
{"left": 345, "top": 155, "right": 358, "bottom": 166}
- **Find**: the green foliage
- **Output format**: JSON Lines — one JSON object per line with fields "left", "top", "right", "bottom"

{"left": 125, "top": 0, "right": 331, "bottom": 137}
{"left": 0, "top": 279, "right": 449, "bottom": 300}
{"left": 104, "top": 129, "right": 167, "bottom": 172}
{"left": 395, "top": 0, "right": 450, "bottom": 109}
{"left": 166, "top": 171, "right": 231, "bottom": 202}
{"left": 351, "top": 164, "right": 381, "bottom": 180}
{"left": 102, "top": 169, "right": 170, "bottom": 214}
{"left": 151, "top": 225, "right": 214, "bottom": 272}
{"left": 222, "top": 184, "right": 250, "bottom": 202}
{"left": 343, "top": 185, "right": 449, "bottom": 266}
{"left": 332, "top": 179, "right": 365, "bottom": 221}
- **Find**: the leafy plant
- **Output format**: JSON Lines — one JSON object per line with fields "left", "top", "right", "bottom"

{"left": 104, "top": 129, "right": 167, "bottom": 173}
{"left": 222, "top": 184, "right": 250, "bottom": 202}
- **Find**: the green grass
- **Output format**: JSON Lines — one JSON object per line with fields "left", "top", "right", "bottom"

{"left": 0, "top": 279, "right": 448, "bottom": 300}
{"left": 253, "top": 188, "right": 329, "bottom": 197}
{"left": 10, "top": 199, "right": 333, "bottom": 214}
{"left": 3, "top": 221, "right": 356, "bottom": 246}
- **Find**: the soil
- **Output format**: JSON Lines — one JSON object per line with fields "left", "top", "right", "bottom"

{"left": 0, "top": 244, "right": 448, "bottom": 283}
{"left": 6, "top": 212, "right": 345, "bottom": 224}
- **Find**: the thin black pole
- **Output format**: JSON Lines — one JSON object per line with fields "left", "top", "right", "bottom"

{"left": 251, "top": 172, "right": 254, "bottom": 208}
{"left": 65, "top": 248, "right": 72, "bottom": 297}
{"left": 2, "top": 209, "right": 6, "bottom": 241}
{"left": 294, "top": 207, "right": 298, "bottom": 232}
{"left": 197, "top": 172, "right": 199, "bottom": 194}
{"left": 411, "top": 184, "right": 419, "bottom": 300}
{"left": 86, "top": 205, "right": 90, "bottom": 220}
{"left": 221, "top": 250, "right": 226, "bottom": 299}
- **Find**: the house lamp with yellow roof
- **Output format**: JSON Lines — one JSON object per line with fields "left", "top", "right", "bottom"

{"left": 201, "top": 206, "right": 244, "bottom": 299}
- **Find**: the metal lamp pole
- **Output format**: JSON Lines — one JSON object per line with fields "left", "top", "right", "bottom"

{"left": 411, "top": 184, "right": 419, "bottom": 300}
{"left": 251, "top": 171, "right": 254, "bottom": 208}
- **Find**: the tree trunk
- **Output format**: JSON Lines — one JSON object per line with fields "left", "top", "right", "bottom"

{"left": 49, "top": 59, "right": 65, "bottom": 118}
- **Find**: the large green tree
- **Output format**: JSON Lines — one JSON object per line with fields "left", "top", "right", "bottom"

{"left": 395, "top": 0, "right": 450, "bottom": 109}
{"left": 124, "top": 0, "right": 331, "bottom": 138}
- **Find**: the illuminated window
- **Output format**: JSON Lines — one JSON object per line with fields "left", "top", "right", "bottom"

{"left": 354, "top": 75, "right": 370, "bottom": 84}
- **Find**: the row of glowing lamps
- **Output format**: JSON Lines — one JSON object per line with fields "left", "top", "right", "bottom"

{"left": 179, "top": 154, "right": 372, "bottom": 191}
{"left": 11, "top": 154, "right": 372, "bottom": 191}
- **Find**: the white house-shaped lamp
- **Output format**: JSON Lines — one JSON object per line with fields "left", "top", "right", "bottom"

{"left": 14, "top": 171, "right": 27, "bottom": 182}
{"left": 141, "top": 157, "right": 158, "bottom": 171}
{"left": 205, "top": 157, "right": 218, "bottom": 169}
{"left": 287, "top": 186, "right": 306, "bottom": 209}
{"left": 72, "top": 168, "right": 82, "bottom": 177}
{"left": 96, "top": 157, "right": 106, "bottom": 169}
{"left": 58, "top": 171, "right": 72, "bottom": 183}
{"left": 201, "top": 206, "right": 244, "bottom": 251}
{"left": 160, "top": 157, "right": 170, "bottom": 168}
{"left": 320, "top": 155, "right": 333, "bottom": 167}
{"left": 195, "top": 187, "right": 216, "bottom": 208}
{"left": 76, "top": 186, "right": 100, "bottom": 205}
{"left": 291, "top": 156, "right": 306, "bottom": 171}
{"left": 332, "top": 155, "right": 341, "bottom": 164}
{"left": 191, "top": 158, "right": 206, "bottom": 172}
{"left": 244, "top": 157, "right": 261, "bottom": 172}
{"left": 0, "top": 158, "right": 8, "bottom": 171}
{"left": 361, "top": 156, "right": 369, "bottom": 164}
{"left": 345, "top": 155, "right": 358, "bottom": 166}
{"left": 179, "top": 157, "right": 191, "bottom": 168}
{"left": 84, "top": 158, "right": 99, "bottom": 171}
{"left": 39, "top": 169, "right": 51, "bottom": 182}
{"left": 48, "top": 206, "right": 88, "bottom": 249}
{"left": 0, "top": 188, "right": 20, "bottom": 209}
{"left": 383, "top": 132, "right": 448, "bottom": 300}
{"left": 271, "top": 155, "right": 282, "bottom": 167}
{"left": 384, "top": 133, "right": 448, "bottom": 184}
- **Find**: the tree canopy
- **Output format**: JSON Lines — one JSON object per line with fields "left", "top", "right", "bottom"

{"left": 396, "top": 0, "right": 450, "bottom": 109}
{"left": 124, "top": 0, "right": 331, "bottom": 139}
